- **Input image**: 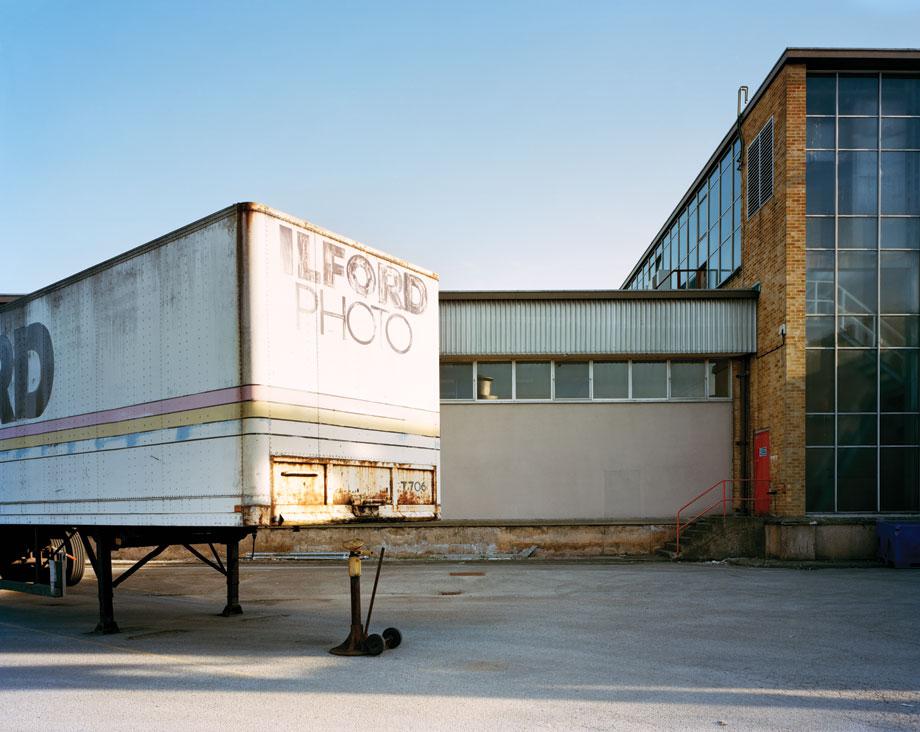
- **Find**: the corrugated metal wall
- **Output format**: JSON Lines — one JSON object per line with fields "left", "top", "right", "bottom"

{"left": 439, "top": 297, "right": 757, "bottom": 356}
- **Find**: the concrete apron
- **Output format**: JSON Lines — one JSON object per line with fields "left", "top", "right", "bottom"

{"left": 113, "top": 520, "right": 675, "bottom": 561}
{"left": 109, "top": 517, "right": 887, "bottom": 562}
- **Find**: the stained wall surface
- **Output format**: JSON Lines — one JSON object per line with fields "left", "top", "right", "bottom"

{"left": 441, "top": 402, "right": 732, "bottom": 519}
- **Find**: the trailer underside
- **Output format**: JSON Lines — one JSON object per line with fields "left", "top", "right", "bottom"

{"left": 0, "top": 525, "right": 255, "bottom": 633}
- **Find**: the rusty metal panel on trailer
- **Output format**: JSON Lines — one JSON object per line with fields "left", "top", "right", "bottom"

{"left": 0, "top": 203, "right": 440, "bottom": 527}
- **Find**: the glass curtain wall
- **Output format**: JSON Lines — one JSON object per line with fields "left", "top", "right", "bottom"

{"left": 805, "top": 72, "right": 920, "bottom": 512}
{"left": 625, "top": 139, "right": 743, "bottom": 290}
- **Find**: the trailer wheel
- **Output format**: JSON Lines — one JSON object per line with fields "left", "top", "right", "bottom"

{"left": 364, "top": 634, "right": 385, "bottom": 656}
{"left": 49, "top": 535, "right": 86, "bottom": 587}
{"left": 382, "top": 627, "right": 402, "bottom": 649}
{"left": 65, "top": 534, "right": 86, "bottom": 586}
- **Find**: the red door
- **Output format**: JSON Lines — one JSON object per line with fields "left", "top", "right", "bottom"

{"left": 753, "top": 430, "right": 771, "bottom": 515}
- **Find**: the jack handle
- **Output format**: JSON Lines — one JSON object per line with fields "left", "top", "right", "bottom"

{"left": 363, "top": 547, "right": 385, "bottom": 636}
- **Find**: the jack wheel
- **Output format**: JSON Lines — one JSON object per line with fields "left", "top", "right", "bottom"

{"left": 365, "top": 634, "right": 385, "bottom": 656}
{"left": 383, "top": 627, "right": 402, "bottom": 649}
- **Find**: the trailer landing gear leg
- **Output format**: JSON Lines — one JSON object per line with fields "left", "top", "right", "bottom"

{"left": 93, "top": 531, "right": 119, "bottom": 634}
{"left": 221, "top": 540, "right": 242, "bottom": 617}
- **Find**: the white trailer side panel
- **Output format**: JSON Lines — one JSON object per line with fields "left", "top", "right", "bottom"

{"left": 238, "top": 208, "right": 440, "bottom": 524}
{"left": 0, "top": 213, "right": 244, "bottom": 526}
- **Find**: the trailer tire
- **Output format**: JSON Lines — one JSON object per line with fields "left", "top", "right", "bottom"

{"left": 65, "top": 534, "right": 86, "bottom": 586}
{"left": 0, "top": 535, "right": 26, "bottom": 581}
{"left": 0, "top": 553, "right": 12, "bottom": 580}
{"left": 50, "top": 535, "right": 86, "bottom": 587}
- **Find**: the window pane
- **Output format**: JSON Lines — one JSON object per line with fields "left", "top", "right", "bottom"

{"left": 671, "top": 361, "right": 705, "bottom": 398}
{"left": 806, "top": 217, "right": 835, "bottom": 249}
{"left": 837, "top": 413, "right": 877, "bottom": 445}
{"left": 838, "top": 217, "right": 878, "bottom": 249}
{"left": 881, "top": 151, "right": 920, "bottom": 214}
{"left": 708, "top": 360, "right": 731, "bottom": 397}
{"left": 881, "top": 447, "right": 920, "bottom": 512}
{"left": 593, "top": 362, "right": 628, "bottom": 399}
{"left": 733, "top": 155, "right": 742, "bottom": 205}
{"left": 882, "top": 118, "right": 920, "bottom": 150}
{"left": 837, "top": 447, "right": 877, "bottom": 512}
{"left": 807, "top": 316, "right": 835, "bottom": 347}
{"left": 807, "top": 117, "right": 835, "bottom": 149}
{"left": 806, "top": 414, "right": 835, "bottom": 446}
{"left": 698, "top": 198, "right": 708, "bottom": 238}
{"left": 881, "top": 413, "right": 920, "bottom": 445}
{"left": 882, "top": 74, "right": 920, "bottom": 116}
{"left": 720, "top": 166, "right": 733, "bottom": 214}
{"left": 839, "top": 315, "right": 876, "bottom": 347}
{"left": 806, "top": 448, "right": 835, "bottom": 512}
{"left": 880, "top": 251, "right": 920, "bottom": 313}
{"left": 806, "top": 151, "right": 836, "bottom": 214}
{"left": 515, "top": 362, "right": 551, "bottom": 399}
{"left": 440, "top": 363, "right": 472, "bottom": 399}
{"left": 631, "top": 361, "right": 667, "bottom": 399}
{"left": 554, "top": 362, "right": 588, "bottom": 399}
{"left": 709, "top": 175, "right": 720, "bottom": 225}
{"left": 806, "top": 349, "right": 835, "bottom": 412}
{"left": 880, "top": 316, "right": 920, "bottom": 347}
{"left": 476, "top": 362, "right": 511, "bottom": 400}
{"left": 838, "top": 251, "right": 877, "bottom": 314}
{"left": 838, "top": 151, "right": 878, "bottom": 215}
{"left": 720, "top": 210, "right": 732, "bottom": 243}
{"left": 880, "top": 349, "right": 920, "bottom": 411}
{"left": 839, "top": 118, "right": 878, "bottom": 149}
{"left": 719, "top": 241, "right": 732, "bottom": 283}
{"left": 839, "top": 74, "right": 878, "bottom": 116}
{"left": 837, "top": 349, "right": 877, "bottom": 412}
{"left": 807, "top": 75, "right": 836, "bottom": 115}
{"left": 732, "top": 229, "right": 741, "bottom": 272}
{"left": 880, "top": 217, "right": 920, "bottom": 249}
{"left": 807, "top": 250, "right": 835, "bottom": 315}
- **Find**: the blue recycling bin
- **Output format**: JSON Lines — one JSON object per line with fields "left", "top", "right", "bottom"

{"left": 878, "top": 522, "right": 920, "bottom": 568}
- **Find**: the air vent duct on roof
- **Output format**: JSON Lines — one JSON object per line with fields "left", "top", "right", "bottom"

{"left": 746, "top": 117, "right": 774, "bottom": 218}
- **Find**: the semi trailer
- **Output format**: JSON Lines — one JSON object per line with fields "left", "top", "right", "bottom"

{"left": 0, "top": 202, "right": 440, "bottom": 631}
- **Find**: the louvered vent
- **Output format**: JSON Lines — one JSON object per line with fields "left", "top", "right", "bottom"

{"left": 746, "top": 117, "right": 774, "bottom": 218}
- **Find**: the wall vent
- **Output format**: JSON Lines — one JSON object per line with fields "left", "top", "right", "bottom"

{"left": 746, "top": 117, "right": 774, "bottom": 218}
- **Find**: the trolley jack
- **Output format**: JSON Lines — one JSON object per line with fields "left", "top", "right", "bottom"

{"left": 329, "top": 540, "right": 402, "bottom": 657}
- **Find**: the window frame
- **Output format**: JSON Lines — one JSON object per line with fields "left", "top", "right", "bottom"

{"left": 439, "top": 359, "right": 732, "bottom": 403}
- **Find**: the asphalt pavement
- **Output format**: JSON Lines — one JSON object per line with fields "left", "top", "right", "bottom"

{"left": 0, "top": 560, "right": 918, "bottom": 730}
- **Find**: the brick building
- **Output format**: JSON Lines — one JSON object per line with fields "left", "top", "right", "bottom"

{"left": 622, "top": 48, "right": 920, "bottom": 518}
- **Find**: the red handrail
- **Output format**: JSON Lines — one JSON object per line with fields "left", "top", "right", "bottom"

{"left": 675, "top": 479, "right": 780, "bottom": 556}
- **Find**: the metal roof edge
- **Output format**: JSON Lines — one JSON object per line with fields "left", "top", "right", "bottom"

{"left": 0, "top": 204, "right": 241, "bottom": 314}
{"left": 439, "top": 288, "right": 759, "bottom": 301}
{"left": 240, "top": 202, "right": 439, "bottom": 280}
{"left": 1, "top": 202, "right": 441, "bottom": 315}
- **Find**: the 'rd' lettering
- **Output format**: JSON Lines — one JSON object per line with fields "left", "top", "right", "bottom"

{"left": 0, "top": 322, "right": 54, "bottom": 424}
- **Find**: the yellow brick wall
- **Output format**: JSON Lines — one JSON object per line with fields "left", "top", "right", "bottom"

{"left": 728, "top": 63, "right": 807, "bottom": 516}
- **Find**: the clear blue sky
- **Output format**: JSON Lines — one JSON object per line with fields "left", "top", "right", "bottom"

{"left": 2, "top": 1, "right": 919, "bottom": 293}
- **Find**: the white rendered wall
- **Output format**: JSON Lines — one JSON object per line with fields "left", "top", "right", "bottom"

{"left": 440, "top": 402, "right": 732, "bottom": 520}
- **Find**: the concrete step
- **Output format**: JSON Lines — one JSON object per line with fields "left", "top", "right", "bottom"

{"left": 661, "top": 517, "right": 726, "bottom": 560}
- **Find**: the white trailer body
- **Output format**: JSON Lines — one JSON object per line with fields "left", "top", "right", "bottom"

{"left": 0, "top": 203, "right": 440, "bottom": 528}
